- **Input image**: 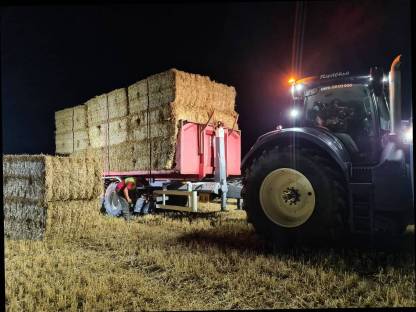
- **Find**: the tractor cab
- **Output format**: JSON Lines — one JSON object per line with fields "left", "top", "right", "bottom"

{"left": 289, "top": 71, "right": 391, "bottom": 165}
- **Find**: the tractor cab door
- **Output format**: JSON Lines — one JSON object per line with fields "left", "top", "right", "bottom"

{"left": 303, "top": 84, "right": 381, "bottom": 165}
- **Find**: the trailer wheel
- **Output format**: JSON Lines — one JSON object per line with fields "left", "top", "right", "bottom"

{"left": 242, "top": 145, "right": 347, "bottom": 247}
{"left": 103, "top": 182, "right": 126, "bottom": 217}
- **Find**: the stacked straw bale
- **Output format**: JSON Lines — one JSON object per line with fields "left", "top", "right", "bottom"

{"left": 3, "top": 154, "right": 103, "bottom": 240}
{"left": 55, "top": 104, "right": 90, "bottom": 154}
{"left": 56, "top": 68, "right": 238, "bottom": 171}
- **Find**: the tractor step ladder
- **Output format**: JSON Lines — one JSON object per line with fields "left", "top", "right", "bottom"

{"left": 349, "top": 182, "right": 374, "bottom": 234}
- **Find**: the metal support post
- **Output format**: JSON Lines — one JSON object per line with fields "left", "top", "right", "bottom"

{"left": 191, "top": 191, "right": 198, "bottom": 212}
{"left": 162, "top": 184, "right": 167, "bottom": 205}
{"left": 215, "top": 124, "right": 228, "bottom": 211}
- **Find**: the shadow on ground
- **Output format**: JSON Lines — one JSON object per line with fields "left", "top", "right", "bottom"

{"left": 176, "top": 221, "right": 415, "bottom": 277}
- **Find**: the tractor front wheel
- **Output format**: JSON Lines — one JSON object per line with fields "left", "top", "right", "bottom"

{"left": 242, "top": 146, "right": 348, "bottom": 247}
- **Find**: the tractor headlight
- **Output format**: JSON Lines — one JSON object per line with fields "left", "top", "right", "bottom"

{"left": 289, "top": 108, "right": 300, "bottom": 119}
{"left": 295, "top": 83, "right": 304, "bottom": 92}
{"left": 290, "top": 83, "right": 304, "bottom": 96}
{"left": 402, "top": 126, "right": 413, "bottom": 144}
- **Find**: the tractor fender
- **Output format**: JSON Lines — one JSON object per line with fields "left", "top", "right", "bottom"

{"left": 241, "top": 127, "right": 351, "bottom": 178}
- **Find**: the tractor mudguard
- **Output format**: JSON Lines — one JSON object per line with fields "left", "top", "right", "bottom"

{"left": 242, "top": 127, "right": 351, "bottom": 177}
{"left": 373, "top": 141, "right": 413, "bottom": 214}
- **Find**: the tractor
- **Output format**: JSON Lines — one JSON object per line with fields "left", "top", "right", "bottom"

{"left": 241, "top": 55, "right": 413, "bottom": 246}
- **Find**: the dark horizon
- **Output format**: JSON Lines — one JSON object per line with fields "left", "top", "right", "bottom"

{"left": 1, "top": 1, "right": 413, "bottom": 156}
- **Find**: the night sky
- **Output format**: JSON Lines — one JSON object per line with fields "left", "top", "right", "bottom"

{"left": 1, "top": 1, "right": 413, "bottom": 156}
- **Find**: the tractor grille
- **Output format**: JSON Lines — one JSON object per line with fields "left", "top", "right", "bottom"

{"left": 351, "top": 167, "right": 373, "bottom": 183}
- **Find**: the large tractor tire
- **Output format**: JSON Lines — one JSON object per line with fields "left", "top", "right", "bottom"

{"left": 242, "top": 145, "right": 348, "bottom": 247}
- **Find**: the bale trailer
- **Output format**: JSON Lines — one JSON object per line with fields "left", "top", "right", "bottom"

{"left": 102, "top": 120, "right": 243, "bottom": 216}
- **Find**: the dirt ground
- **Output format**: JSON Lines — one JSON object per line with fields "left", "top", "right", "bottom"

{"left": 5, "top": 200, "right": 415, "bottom": 311}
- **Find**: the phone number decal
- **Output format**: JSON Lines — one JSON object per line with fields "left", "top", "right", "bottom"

{"left": 320, "top": 84, "right": 353, "bottom": 91}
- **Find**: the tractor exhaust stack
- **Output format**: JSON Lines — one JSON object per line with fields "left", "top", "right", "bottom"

{"left": 389, "top": 55, "right": 402, "bottom": 135}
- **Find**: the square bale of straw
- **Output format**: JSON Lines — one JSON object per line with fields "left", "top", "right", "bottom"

{"left": 74, "top": 130, "right": 90, "bottom": 152}
{"left": 55, "top": 107, "right": 74, "bottom": 134}
{"left": 107, "top": 88, "right": 128, "bottom": 119}
{"left": 108, "top": 117, "right": 129, "bottom": 146}
{"left": 127, "top": 79, "right": 149, "bottom": 113}
{"left": 55, "top": 131, "right": 74, "bottom": 155}
{"left": 86, "top": 95, "right": 108, "bottom": 126}
{"left": 88, "top": 123, "right": 108, "bottom": 149}
{"left": 73, "top": 105, "right": 88, "bottom": 131}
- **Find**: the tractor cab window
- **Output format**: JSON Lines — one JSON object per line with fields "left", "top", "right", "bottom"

{"left": 303, "top": 84, "right": 378, "bottom": 164}
{"left": 373, "top": 93, "right": 390, "bottom": 132}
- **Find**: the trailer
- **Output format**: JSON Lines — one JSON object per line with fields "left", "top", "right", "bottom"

{"left": 102, "top": 120, "right": 243, "bottom": 217}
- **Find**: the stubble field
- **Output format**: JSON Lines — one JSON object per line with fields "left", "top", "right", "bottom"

{"left": 5, "top": 201, "right": 415, "bottom": 311}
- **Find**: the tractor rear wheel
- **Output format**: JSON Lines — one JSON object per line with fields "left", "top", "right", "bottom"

{"left": 242, "top": 145, "right": 348, "bottom": 247}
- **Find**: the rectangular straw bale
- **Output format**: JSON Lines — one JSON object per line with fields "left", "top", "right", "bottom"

{"left": 171, "top": 104, "right": 239, "bottom": 130}
{"left": 128, "top": 122, "right": 176, "bottom": 142}
{"left": 127, "top": 79, "right": 149, "bottom": 113}
{"left": 129, "top": 106, "right": 172, "bottom": 130}
{"left": 55, "top": 107, "right": 74, "bottom": 134}
{"left": 73, "top": 105, "right": 88, "bottom": 130}
{"left": 144, "top": 69, "right": 236, "bottom": 112}
{"left": 86, "top": 95, "right": 108, "bottom": 126}
{"left": 4, "top": 199, "right": 46, "bottom": 222}
{"left": 43, "top": 156, "right": 102, "bottom": 201}
{"left": 87, "top": 90, "right": 128, "bottom": 127}
{"left": 74, "top": 130, "right": 90, "bottom": 152}
{"left": 2, "top": 155, "right": 45, "bottom": 178}
{"left": 88, "top": 117, "right": 128, "bottom": 148}
{"left": 107, "top": 142, "right": 135, "bottom": 172}
{"left": 130, "top": 138, "right": 175, "bottom": 170}
{"left": 147, "top": 70, "right": 175, "bottom": 93}
{"left": 108, "top": 117, "right": 128, "bottom": 145}
{"left": 5, "top": 217, "right": 45, "bottom": 240}
{"left": 4, "top": 199, "right": 102, "bottom": 240}
{"left": 148, "top": 88, "right": 176, "bottom": 108}
{"left": 108, "top": 88, "right": 128, "bottom": 119}
{"left": 88, "top": 123, "right": 108, "bottom": 148}
{"left": 43, "top": 199, "right": 102, "bottom": 239}
{"left": 55, "top": 131, "right": 74, "bottom": 155}
{"left": 3, "top": 177, "right": 45, "bottom": 203}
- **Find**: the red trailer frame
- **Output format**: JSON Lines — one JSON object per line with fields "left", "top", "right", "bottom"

{"left": 103, "top": 121, "right": 241, "bottom": 180}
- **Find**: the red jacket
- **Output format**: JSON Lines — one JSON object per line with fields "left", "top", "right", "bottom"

{"left": 116, "top": 180, "right": 135, "bottom": 193}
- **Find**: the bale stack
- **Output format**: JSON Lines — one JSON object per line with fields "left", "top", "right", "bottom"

{"left": 3, "top": 154, "right": 103, "bottom": 240}
{"left": 125, "top": 69, "right": 238, "bottom": 170}
{"left": 57, "top": 68, "right": 238, "bottom": 172}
